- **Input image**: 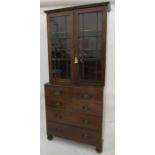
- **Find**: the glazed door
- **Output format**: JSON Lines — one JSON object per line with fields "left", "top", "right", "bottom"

{"left": 75, "top": 7, "right": 107, "bottom": 84}
{"left": 47, "top": 12, "right": 73, "bottom": 83}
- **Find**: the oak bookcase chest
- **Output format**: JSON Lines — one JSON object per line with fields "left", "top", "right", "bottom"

{"left": 44, "top": 2, "right": 109, "bottom": 153}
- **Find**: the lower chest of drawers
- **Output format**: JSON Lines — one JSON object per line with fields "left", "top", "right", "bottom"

{"left": 44, "top": 83, "right": 103, "bottom": 152}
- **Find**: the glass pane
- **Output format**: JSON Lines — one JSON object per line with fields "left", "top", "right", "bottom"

{"left": 79, "top": 37, "right": 102, "bottom": 51}
{"left": 51, "top": 15, "right": 71, "bottom": 79}
{"left": 51, "top": 16, "right": 70, "bottom": 35}
{"left": 78, "top": 12, "right": 102, "bottom": 81}
{"left": 79, "top": 12, "right": 102, "bottom": 37}
{"left": 52, "top": 60, "right": 70, "bottom": 78}
{"left": 52, "top": 39, "right": 70, "bottom": 59}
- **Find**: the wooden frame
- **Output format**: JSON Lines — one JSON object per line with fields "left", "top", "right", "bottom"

{"left": 46, "top": 3, "right": 108, "bottom": 86}
{"left": 47, "top": 11, "right": 74, "bottom": 84}
{"left": 74, "top": 6, "right": 107, "bottom": 85}
{"left": 44, "top": 2, "right": 109, "bottom": 14}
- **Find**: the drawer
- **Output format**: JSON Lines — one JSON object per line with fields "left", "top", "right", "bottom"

{"left": 47, "top": 122, "right": 101, "bottom": 145}
{"left": 45, "top": 85, "right": 71, "bottom": 101}
{"left": 46, "top": 108, "right": 102, "bottom": 130}
{"left": 72, "top": 87, "right": 103, "bottom": 102}
{"left": 46, "top": 97, "right": 102, "bottom": 115}
{"left": 71, "top": 101, "right": 102, "bottom": 115}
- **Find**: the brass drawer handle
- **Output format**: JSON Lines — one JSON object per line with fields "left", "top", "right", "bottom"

{"left": 82, "top": 105, "right": 90, "bottom": 110}
{"left": 55, "top": 128, "right": 62, "bottom": 132}
{"left": 83, "top": 93, "right": 91, "bottom": 99}
{"left": 54, "top": 90, "right": 61, "bottom": 96}
{"left": 58, "top": 115, "right": 62, "bottom": 119}
{"left": 55, "top": 102, "right": 61, "bottom": 106}
{"left": 83, "top": 133, "right": 89, "bottom": 139}
{"left": 55, "top": 114, "right": 62, "bottom": 119}
{"left": 82, "top": 119, "right": 89, "bottom": 124}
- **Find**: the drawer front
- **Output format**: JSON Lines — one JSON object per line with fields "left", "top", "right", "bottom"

{"left": 72, "top": 87, "right": 103, "bottom": 102}
{"left": 47, "top": 122, "right": 101, "bottom": 145}
{"left": 45, "top": 85, "right": 71, "bottom": 101}
{"left": 72, "top": 101, "right": 102, "bottom": 115}
{"left": 46, "top": 97, "right": 102, "bottom": 115}
{"left": 46, "top": 108, "right": 102, "bottom": 130}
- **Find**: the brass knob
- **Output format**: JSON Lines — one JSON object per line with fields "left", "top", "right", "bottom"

{"left": 59, "top": 115, "right": 62, "bottom": 119}
{"left": 55, "top": 114, "right": 58, "bottom": 118}
{"left": 82, "top": 119, "right": 89, "bottom": 124}
{"left": 55, "top": 128, "right": 62, "bottom": 132}
{"left": 83, "top": 134, "right": 89, "bottom": 139}
{"left": 54, "top": 90, "right": 61, "bottom": 96}
{"left": 83, "top": 93, "right": 90, "bottom": 99}
{"left": 55, "top": 114, "right": 62, "bottom": 119}
{"left": 55, "top": 102, "right": 61, "bottom": 106}
{"left": 82, "top": 105, "right": 90, "bottom": 110}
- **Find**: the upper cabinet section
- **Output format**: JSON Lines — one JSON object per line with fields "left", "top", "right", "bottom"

{"left": 45, "top": 2, "right": 109, "bottom": 85}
